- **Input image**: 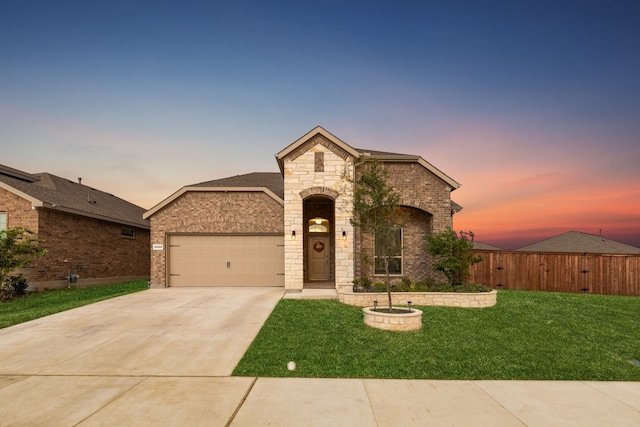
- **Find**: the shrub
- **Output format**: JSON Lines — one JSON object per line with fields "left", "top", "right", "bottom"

{"left": 0, "top": 227, "right": 46, "bottom": 302}
{"left": 425, "top": 228, "right": 483, "bottom": 287}
{"left": 0, "top": 275, "right": 29, "bottom": 302}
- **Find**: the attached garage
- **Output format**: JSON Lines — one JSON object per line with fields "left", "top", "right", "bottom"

{"left": 168, "top": 234, "right": 284, "bottom": 287}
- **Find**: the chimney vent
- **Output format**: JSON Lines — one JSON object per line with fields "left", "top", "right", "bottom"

{"left": 78, "top": 177, "right": 82, "bottom": 185}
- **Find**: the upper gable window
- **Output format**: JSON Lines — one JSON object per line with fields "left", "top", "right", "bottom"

{"left": 0, "top": 212, "right": 6, "bottom": 231}
{"left": 308, "top": 218, "right": 329, "bottom": 233}
{"left": 315, "top": 152, "right": 324, "bottom": 172}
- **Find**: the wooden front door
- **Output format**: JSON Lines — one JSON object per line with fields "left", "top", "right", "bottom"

{"left": 308, "top": 236, "right": 330, "bottom": 281}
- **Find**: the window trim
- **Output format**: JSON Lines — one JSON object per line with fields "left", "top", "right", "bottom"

{"left": 0, "top": 211, "right": 6, "bottom": 231}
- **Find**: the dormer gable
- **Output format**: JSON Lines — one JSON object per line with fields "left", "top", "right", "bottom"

{"left": 275, "top": 126, "right": 360, "bottom": 174}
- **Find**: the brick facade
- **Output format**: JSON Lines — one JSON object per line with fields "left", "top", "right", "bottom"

{"left": 0, "top": 187, "right": 38, "bottom": 231}
{"left": 149, "top": 191, "right": 284, "bottom": 286}
{"left": 1, "top": 188, "right": 150, "bottom": 290}
{"left": 146, "top": 127, "right": 459, "bottom": 291}
{"left": 353, "top": 162, "right": 453, "bottom": 284}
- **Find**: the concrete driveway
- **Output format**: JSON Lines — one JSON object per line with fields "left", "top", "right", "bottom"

{"left": 0, "top": 287, "right": 283, "bottom": 425}
{"left": 1, "top": 287, "right": 639, "bottom": 426}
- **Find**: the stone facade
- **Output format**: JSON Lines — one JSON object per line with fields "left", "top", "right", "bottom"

{"left": 340, "top": 290, "right": 498, "bottom": 308}
{"left": 149, "top": 191, "right": 284, "bottom": 286}
{"left": 1, "top": 188, "right": 150, "bottom": 290}
{"left": 362, "top": 307, "right": 423, "bottom": 331}
{"left": 282, "top": 136, "right": 355, "bottom": 292}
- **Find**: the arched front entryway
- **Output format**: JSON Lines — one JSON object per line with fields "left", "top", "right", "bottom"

{"left": 303, "top": 196, "right": 335, "bottom": 287}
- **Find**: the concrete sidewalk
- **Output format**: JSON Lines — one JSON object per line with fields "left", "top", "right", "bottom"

{"left": 1, "top": 375, "right": 638, "bottom": 426}
{"left": 0, "top": 288, "right": 638, "bottom": 426}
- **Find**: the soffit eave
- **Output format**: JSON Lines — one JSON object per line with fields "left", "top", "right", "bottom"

{"left": 46, "top": 206, "right": 150, "bottom": 229}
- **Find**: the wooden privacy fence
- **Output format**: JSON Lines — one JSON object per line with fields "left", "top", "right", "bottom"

{"left": 469, "top": 250, "right": 640, "bottom": 296}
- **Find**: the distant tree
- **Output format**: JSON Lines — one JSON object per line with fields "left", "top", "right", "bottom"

{"left": 349, "top": 159, "right": 404, "bottom": 311}
{"left": 425, "top": 228, "right": 482, "bottom": 287}
{"left": 0, "top": 227, "right": 47, "bottom": 301}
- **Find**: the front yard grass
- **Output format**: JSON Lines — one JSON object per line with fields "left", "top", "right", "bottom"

{"left": 233, "top": 290, "right": 640, "bottom": 380}
{"left": 0, "top": 280, "right": 148, "bottom": 329}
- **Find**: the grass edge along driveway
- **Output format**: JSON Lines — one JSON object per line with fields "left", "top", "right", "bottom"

{"left": 0, "top": 280, "right": 148, "bottom": 329}
{"left": 233, "top": 290, "right": 640, "bottom": 381}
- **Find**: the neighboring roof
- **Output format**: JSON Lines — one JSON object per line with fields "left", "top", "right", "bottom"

{"left": 474, "top": 241, "right": 502, "bottom": 250}
{"left": 516, "top": 231, "right": 640, "bottom": 254}
{"left": 0, "top": 164, "right": 149, "bottom": 229}
{"left": 143, "top": 172, "right": 284, "bottom": 219}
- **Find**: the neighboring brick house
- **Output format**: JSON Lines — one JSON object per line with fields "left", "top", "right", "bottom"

{"left": 0, "top": 164, "right": 150, "bottom": 290}
{"left": 145, "top": 126, "right": 461, "bottom": 292}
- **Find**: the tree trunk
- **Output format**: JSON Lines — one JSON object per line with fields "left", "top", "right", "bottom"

{"left": 384, "top": 256, "right": 392, "bottom": 310}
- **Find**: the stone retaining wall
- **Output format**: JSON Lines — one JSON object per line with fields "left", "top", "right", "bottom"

{"left": 363, "top": 307, "right": 423, "bottom": 331}
{"left": 339, "top": 289, "right": 497, "bottom": 308}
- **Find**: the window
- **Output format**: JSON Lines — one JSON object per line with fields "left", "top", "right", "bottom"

{"left": 374, "top": 226, "right": 403, "bottom": 275}
{"left": 121, "top": 228, "right": 135, "bottom": 238}
{"left": 308, "top": 218, "right": 329, "bottom": 233}
{"left": 314, "top": 151, "right": 324, "bottom": 172}
{"left": 0, "top": 212, "right": 6, "bottom": 231}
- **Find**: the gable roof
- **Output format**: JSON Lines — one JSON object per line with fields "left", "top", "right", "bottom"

{"left": 143, "top": 172, "right": 284, "bottom": 219}
{"left": 275, "top": 126, "right": 460, "bottom": 190}
{"left": 356, "top": 148, "right": 460, "bottom": 190}
{"left": 473, "top": 241, "right": 502, "bottom": 250}
{"left": 0, "top": 164, "right": 149, "bottom": 229}
{"left": 275, "top": 126, "right": 361, "bottom": 172}
{"left": 516, "top": 231, "right": 640, "bottom": 254}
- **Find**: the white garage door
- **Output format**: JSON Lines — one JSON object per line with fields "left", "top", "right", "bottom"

{"left": 168, "top": 235, "right": 284, "bottom": 287}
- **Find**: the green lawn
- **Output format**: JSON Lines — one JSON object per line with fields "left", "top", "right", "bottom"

{"left": 233, "top": 290, "right": 640, "bottom": 380}
{"left": 0, "top": 280, "right": 148, "bottom": 329}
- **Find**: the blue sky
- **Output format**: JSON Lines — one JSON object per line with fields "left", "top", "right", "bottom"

{"left": 2, "top": 0, "right": 639, "bottom": 248}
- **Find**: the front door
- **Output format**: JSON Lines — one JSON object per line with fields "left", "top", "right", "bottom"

{"left": 308, "top": 236, "right": 330, "bottom": 281}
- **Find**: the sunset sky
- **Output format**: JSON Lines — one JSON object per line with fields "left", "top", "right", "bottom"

{"left": 2, "top": 1, "right": 639, "bottom": 249}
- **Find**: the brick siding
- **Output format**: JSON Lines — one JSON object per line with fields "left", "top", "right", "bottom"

{"left": 354, "top": 162, "right": 454, "bottom": 284}
{"left": 1, "top": 188, "right": 150, "bottom": 289}
{"left": 149, "top": 191, "right": 284, "bottom": 286}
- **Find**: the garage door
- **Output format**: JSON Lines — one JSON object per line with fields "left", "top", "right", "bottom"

{"left": 168, "top": 235, "right": 284, "bottom": 287}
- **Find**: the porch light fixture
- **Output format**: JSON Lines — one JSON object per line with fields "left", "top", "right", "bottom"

{"left": 341, "top": 230, "right": 347, "bottom": 241}
{"left": 291, "top": 230, "right": 296, "bottom": 241}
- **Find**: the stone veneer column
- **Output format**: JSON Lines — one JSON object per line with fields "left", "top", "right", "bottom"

{"left": 283, "top": 144, "right": 354, "bottom": 291}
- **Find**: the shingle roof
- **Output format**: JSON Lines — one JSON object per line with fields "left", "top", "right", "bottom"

{"left": 190, "top": 172, "right": 284, "bottom": 199}
{"left": 474, "top": 241, "right": 502, "bottom": 250}
{"left": 516, "top": 231, "right": 640, "bottom": 254}
{"left": 0, "top": 164, "right": 149, "bottom": 229}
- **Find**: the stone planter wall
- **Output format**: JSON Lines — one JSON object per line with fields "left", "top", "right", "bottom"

{"left": 340, "top": 289, "right": 497, "bottom": 308}
{"left": 362, "top": 307, "right": 423, "bottom": 331}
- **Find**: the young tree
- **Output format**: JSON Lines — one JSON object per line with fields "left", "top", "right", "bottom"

{"left": 425, "top": 228, "right": 482, "bottom": 287}
{"left": 349, "top": 159, "right": 403, "bottom": 311}
{"left": 0, "top": 227, "right": 47, "bottom": 300}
